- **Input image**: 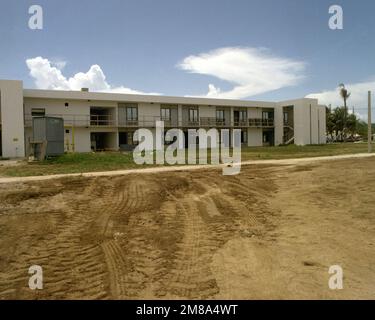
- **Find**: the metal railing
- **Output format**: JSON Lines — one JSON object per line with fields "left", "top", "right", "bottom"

{"left": 248, "top": 118, "right": 274, "bottom": 127}
{"left": 200, "top": 117, "right": 230, "bottom": 127}
{"left": 24, "top": 114, "right": 116, "bottom": 127}
{"left": 25, "top": 114, "right": 90, "bottom": 127}
{"left": 90, "top": 114, "right": 116, "bottom": 126}
{"left": 24, "top": 114, "right": 275, "bottom": 128}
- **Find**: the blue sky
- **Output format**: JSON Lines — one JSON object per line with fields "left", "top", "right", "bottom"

{"left": 1, "top": 0, "right": 375, "bottom": 116}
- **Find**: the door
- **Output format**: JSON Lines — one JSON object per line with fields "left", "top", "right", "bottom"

{"left": 233, "top": 111, "right": 239, "bottom": 123}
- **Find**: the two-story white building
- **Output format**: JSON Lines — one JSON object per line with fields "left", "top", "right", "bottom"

{"left": 0, "top": 80, "right": 326, "bottom": 158}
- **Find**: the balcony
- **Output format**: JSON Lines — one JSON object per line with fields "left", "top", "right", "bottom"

{"left": 24, "top": 114, "right": 275, "bottom": 129}
{"left": 24, "top": 114, "right": 116, "bottom": 127}
{"left": 233, "top": 120, "right": 249, "bottom": 127}
{"left": 248, "top": 118, "right": 274, "bottom": 127}
{"left": 118, "top": 116, "right": 178, "bottom": 127}
{"left": 200, "top": 117, "right": 230, "bottom": 127}
{"left": 25, "top": 114, "right": 88, "bottom": 127}
{"left": 90, "top": 114, "right": 116, "bottom": 127}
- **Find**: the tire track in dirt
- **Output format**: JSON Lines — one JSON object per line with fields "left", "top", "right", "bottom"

{"left": 0, "top": 177, "right": 113, "bottom": 299}
{"left": 99, "top": 177, "right": 167, "bottom": 299}
{"left": 33, "top": 177, "right": 111, "bottom": 299}
{"left": 0, "top": 167, "right": 279, "bottom": 299}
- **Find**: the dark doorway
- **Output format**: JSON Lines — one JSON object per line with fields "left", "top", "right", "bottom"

{"left": 119, "top": 131, "right": 136, "bottom": 151}
{"left": 91, "top": 133, "right": 109, "bottom": 151}
{"left": 262, "top": 130, "right": 275, "bottom": 146}
{"left": 119, "top": 132, "right": 128, "bottom": 145}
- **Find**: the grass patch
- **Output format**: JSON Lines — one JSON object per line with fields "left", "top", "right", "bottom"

{"left": 0, "top": 143, "right": 373, "bottom": 177}
{"left": 241, "top": 143, "right": 374, "bottom": 160}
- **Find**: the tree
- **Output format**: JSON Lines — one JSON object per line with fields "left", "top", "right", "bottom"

{"left": 326, "top": 106, "right": 361, "bottom": 141}
{"left": 326, "top": 105, "right": 335, "bottom": 140}
{"left": 333, "top": 106, "right": 345, "bottom": 140}
{"left": 338, "top": 83, "right": 351, "bottom": 139}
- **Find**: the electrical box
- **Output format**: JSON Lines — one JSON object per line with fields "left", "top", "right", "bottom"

{"left": 32, "top": 117, "right": 64, "bottom": 157}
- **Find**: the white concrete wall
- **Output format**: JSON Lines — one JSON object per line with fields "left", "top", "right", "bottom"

{"left": 65, "top": 127, "right": 91, "bottom": 153}
{"left": 274, "top": 105, "right": 284, "bottom": 146}
{"left": 277, "top": 98, "right": 326, "bottom": 146}
{"left": 294, "top": 99, "right": 326, "bottom": 145}
{"left": 24, "top": 98, "right": 91, "bottom": 117}
{"left": 138, "top": 102, "right": 161, "bottom": 121}
{"left": 247, "top": 128, "right": 263, "bottom": 146}
{"left": 247, "top": 107, "right": 262, "bottom": 118}
{"left": 0, "top": 80, "right": 25, "bottom": 157}
{"left": 199, "top": 105, "right": 215, "bottom": 118}
{"left": 318, "top": 105, "right": 327, "bottom": 144}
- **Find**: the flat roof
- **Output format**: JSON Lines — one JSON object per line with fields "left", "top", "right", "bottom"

{"left": 23, "top": 88, "right": 280, "bottom": 108}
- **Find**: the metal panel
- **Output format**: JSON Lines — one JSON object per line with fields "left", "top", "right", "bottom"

{"left": 118, "top": 105, "right": 127, "bottom": 125}
{"left": 32, "top": 117, "right": 46, "bottom": 141}
{"left": 32, "top": 117, "right": 64, "bottom": 156}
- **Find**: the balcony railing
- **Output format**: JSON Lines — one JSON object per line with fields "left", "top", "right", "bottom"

{"left": 24, "top": 114, "right": 275, "bottom": 128}
{"left": 233, "top": 120, "right": 249, "bottom": 127}
{"left": 200, "top": 117, "right": 230, "bottom": 127}
{"left": 90, "top": 114, "right": 115, "bottom": 126}
{"left": 24, "top": 114, "right": 116, "bottom": 127}
{"left": 248, "top": 118, "right": 274, "bottom": 127}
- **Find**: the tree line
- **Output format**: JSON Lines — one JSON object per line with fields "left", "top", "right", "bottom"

{"left": 326, "top": 84, "right": 373, "bottom": 142}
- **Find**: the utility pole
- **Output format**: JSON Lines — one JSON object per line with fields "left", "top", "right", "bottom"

{"left": 368, "top": 91, "right": 372, "bottom": 153}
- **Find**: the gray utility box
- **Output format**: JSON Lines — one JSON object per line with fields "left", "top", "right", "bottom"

{"left": 32, "top": 117, "right": 64, "bottom": 156}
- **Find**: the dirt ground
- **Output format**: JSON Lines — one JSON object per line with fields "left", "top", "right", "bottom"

{"left": 0, "top": 158, "right": 374, "bottom": 299}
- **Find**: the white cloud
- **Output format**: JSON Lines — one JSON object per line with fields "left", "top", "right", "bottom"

{"left": 50, "top": 59, "right": 67, "bottom": 70}
{"left": 306, "top": 80, "right": 375, "bottom": 120}
{"left": 26, "top": 56, "right": 161, "bottom": 95}
{"left": 178, "top": 47, "right": 306, "bottom": 99}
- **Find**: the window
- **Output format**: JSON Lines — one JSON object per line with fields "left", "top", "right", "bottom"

{"left": 283, "top": 112, "right": 289, "bottom": 124}
{"left": 31, "top": 108, "right": 45, "bottom": 117}
{"left": 126, "top": 107, "right": 138, "bottom": 121}
{"left": 262, "top": 112, "right": 269, "bottom": 120}
{"left": 161, "top": 108, "right": 171, "bottom": 121}
{"left": 189, "top": 109, "right": 198, "bottom": 122}
{"left": 238, "top": 110, "right": 246, "bottom": 122}
{"left": 216, "top": 110, "right": 224, "bottom": 121}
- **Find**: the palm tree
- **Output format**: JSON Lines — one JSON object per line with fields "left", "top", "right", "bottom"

{"left": 338, "top": 83, "right": 351, "bottom": 139}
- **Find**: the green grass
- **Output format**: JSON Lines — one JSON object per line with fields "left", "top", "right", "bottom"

{"left": 241, "top": 143, "right": 374, "bottom": 160}
{"left": 0, "top": 143, "right": 373, "bottom": 177}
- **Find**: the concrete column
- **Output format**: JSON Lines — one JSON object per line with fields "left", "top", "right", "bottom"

{"left": 0, "top": 80, "right": 25, "bottom": 158}
{"left": 178, "top": 104, "right": 183, "bottom": 127}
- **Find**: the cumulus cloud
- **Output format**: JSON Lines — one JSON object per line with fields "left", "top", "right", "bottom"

{"left": 26, "top": 56, "right": 160, "bottom": 95}
{"left": 178, "top": 47, "right": 306, "bottom": 99}
{"left": 306, "top": 80, "right": 375, "bottom": 120}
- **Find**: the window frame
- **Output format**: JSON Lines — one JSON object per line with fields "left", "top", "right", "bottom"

{"left": 126, "top": 106, "right": 138, "bottom": 121}
{"left": 31, "top": 108, "right": 46, "bottom": 117}
{"left": 189, "top": 108, "right": 199, "bottom": 122}
{"left": 216, "top": 110, "right": 225, "bottom": 121}
{"left": 161, "top": 107, "right": 171, "bottom": 121}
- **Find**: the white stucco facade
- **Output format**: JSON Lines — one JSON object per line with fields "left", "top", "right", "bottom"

{"left": 0, "top": 80, "right": 326, "bottom": 158}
